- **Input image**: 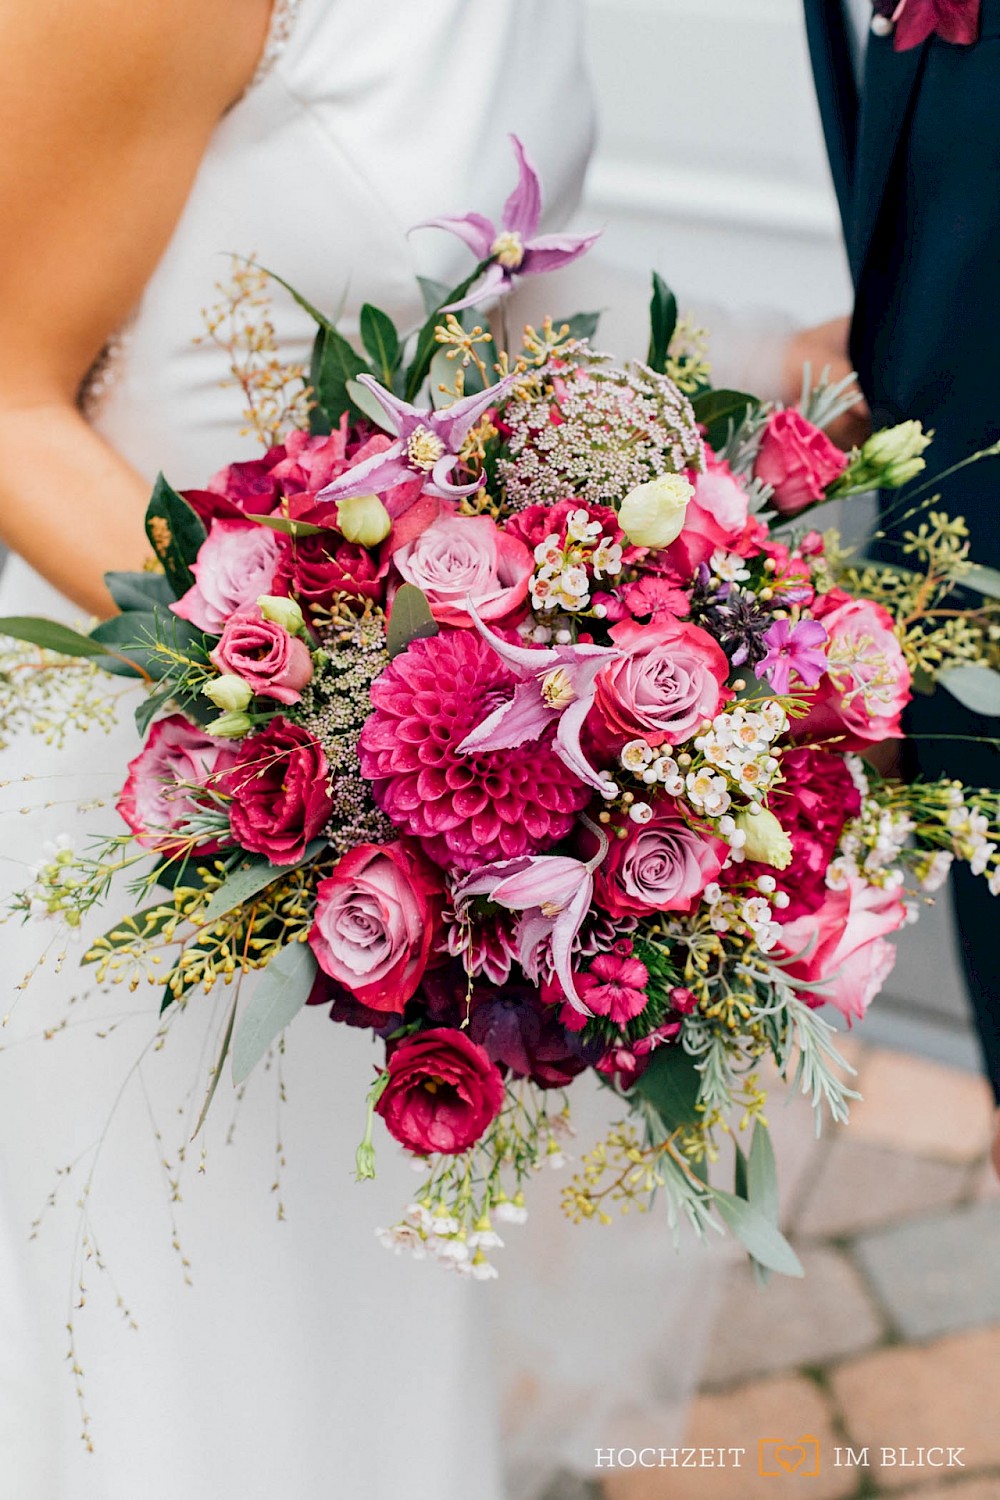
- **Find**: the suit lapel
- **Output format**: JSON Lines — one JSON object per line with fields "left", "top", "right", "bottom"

{"left": 803, "top": 0, "right": 859, "bottom": 242}
{"left": 850, "top": 31, "right": 928, "bottom": 281}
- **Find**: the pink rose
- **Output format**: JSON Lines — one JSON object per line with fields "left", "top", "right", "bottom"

{"left": 595, "top": 615, "right": 731, "bottom": 748}
{"left": 793, "top": 598, "right": 911, "bottom": 752}
{"left": 754, "top": 409, "right": 848, "bottom": 516}
{"left": 391, "top": 514, "right": 533, "bottom": 628}
{"left": 171, "top": 520, "right": 285, "bottom": 635}
{"left": 593, "top": 805, "right": 725, "bottom": 918}
{"left": 218, "top": 718, "right": 332, "bottom": 864}
{"left": 657, "top": 457, "right": 762, "bottom": 578}
{"left": 309, "top": 842, "right": 442, "bottom": 1012}
{"left": 209, "top": 607, "right": 314, "bottom": 706}
{"left": 376, "top": 1028, "right": 505, "bottom": 1155}
{"left": 775, "top": 874, "right": 907, "bottom": 1021}
{"left": 117, "top": 715, "right": 237, "bottom": 851}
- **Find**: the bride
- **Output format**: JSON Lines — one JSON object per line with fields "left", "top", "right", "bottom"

{"left": 0, "top": 2, "right": 600, "bottom": 1496}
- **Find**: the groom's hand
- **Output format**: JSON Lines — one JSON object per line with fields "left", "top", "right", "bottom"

{"left": 782, "top": 316, "right": 871, "bottom": 451}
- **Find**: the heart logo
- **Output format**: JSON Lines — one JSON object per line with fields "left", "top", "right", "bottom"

{"left": 775, "top": 1445, "right": 808, "bottom": 1473}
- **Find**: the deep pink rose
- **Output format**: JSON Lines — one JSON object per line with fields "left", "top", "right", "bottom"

{"left": 376, "top": 1028, "right": 505, "bottom": 1155}
{"left": 217, "top": 718, "right": 332, "bottom": 864}
{"left": 391, "top": 514, "right": 532, "bottom": 628}
{"left": 117, "top": 714, "right": 237, "bottom": 852}
{"left": 183, "top": 448, "right": 289, "bottom": 525}
{"left": 273, "top": 531, "right": 389, "bottom": 613}
{"left": 309, "top": 842, "right": 442, "bottom": 1012}
{"left": 209, "top": 607, "right": 314, "bottom": 706}
{"left": 593, "top": 805, "right": 726, "bottom": 918}
{"left": 729, "top": 747, "right": 862, "bottom": 919}
{"left": 595, "top": 615, "right": 731, "bottom": 748}
{"left": 171, "top": 520, "right": 285, "bottom": 635}
{"left": 793, "top": 598, "right": 911, "bottom": 752}
{"left": 775, "top": 874, "right": 907, "bottom": 1021}
{"left": 754, "top": 409, "right": 848, "bottom": 516}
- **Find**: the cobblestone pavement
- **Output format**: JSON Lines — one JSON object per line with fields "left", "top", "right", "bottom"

{"left": 545, "top": 1042, "right": 1000, "bottom": 1500}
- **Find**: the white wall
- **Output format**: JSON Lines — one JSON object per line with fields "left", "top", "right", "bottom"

{"left": 580, "top": 0, "right": 853, "bottom": 326}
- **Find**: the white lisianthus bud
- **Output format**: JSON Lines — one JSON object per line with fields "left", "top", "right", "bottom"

{"left": 206, "top": 710, "right": 253, "bottom": 738}
{"left": 733, "top": 807, "right": 793, "bottom": 870}
{"left": 257, "top": 594, "right": 306, "bottom": 636}
{"left": 336, "top": 493, "right": 392, "bottom": 547}
{"left": 202, "top": 674, "right": 253, "bottom": 712}
{"left": 846, "top": 420, "right": 933, "bottom": 491}
{"left": 618, "top": 473, "right": 693, "bottom": 550}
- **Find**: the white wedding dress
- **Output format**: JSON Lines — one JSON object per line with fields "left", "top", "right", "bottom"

{"left": 0, "top": 5, "right": 598, "bottom": 1497}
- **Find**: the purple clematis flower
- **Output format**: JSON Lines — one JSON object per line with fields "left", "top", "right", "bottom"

{"left": 458, "top": 601, "right": 622, "bottom": 795}
{"left": 316, "top": 372, "right": 516, "bottom": 509}
{"left": 415, "top": 135, "right": 601, "bottom": 311}
{"left": 758, "top": 617, "right": 829, "bottom": 696}
{"left": 452, "top": 825, "right": 609, "bottom": 1014}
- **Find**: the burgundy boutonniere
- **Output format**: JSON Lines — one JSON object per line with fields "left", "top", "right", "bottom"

{"left": 872, "top": 0, "right": 981, "bottom": 50}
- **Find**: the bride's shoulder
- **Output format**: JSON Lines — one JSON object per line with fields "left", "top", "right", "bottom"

{"left": 0, "top": 0, "right": 273, "bottom": 114}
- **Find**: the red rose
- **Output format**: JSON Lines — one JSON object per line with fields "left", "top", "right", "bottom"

{"left": 218, "top": 718, "right": 332, "bottom": 864}
{"left": 273, "top": 531, "right": 389, "bottom": 613}
{"left": 210, "top": 606, "right": 314, "bottom": 705}
{"left": 754, "top": 410, "right": 848, "bottom": 516}
{"left": 595, "top": 615, "right": 731, "bottom": 748}
{"left": 309, "top": 842, "right": 443, "bottom": 1012}
{"left": 376, "top": 1028, "right": 505, "bottom": 1155}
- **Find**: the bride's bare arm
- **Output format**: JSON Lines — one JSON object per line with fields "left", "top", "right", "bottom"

{"left": 0, "top": 0, "right": 273, "bottom": 617}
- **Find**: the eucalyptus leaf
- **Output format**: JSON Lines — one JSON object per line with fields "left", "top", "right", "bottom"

{"left": 733, "top": 1140, "right": 749, "bottom": 1201}
{"left": 748, "top": 1121, "right": 780, "bottom": 1223}
{"left": 964, "top": 563, "right": 1000, "bottom": 602}
{"left": 104, "top": 571, "right": 177, "bottom": 612}
{"left": 712, "top": 1189, "right": 804, "bottom": 1277}
{"left": 231, "top": 942, "right": 318, "bottom": 1086}
{"left": 360, "top": 303, "right": 401, "bottom": 384}
{"left": 0, "top": 616, "right": 111, "bottom": 660}
{"left": 647, "top": 272, "right": 678, "bottom": 374}
{"left": 632, "top": 1044, "right": 702, "bottom": 1132}
{"left": 938, "top": 665, "right": 1000, "bottom": 717}
{"left": 201, "top": 839, "right": 328, "bottom": 927}
{"left": 386, "top": 583, "right": 439, "bottom": 659}
{"left": 244, "top": 512, "right": 326, "bottom": 538}
{"left": 144, "top": 474, "right": 207, "bottom": 597}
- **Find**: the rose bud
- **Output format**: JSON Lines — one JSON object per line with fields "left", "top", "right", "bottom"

{"left": 257, "top": 594, "right": 306, "bottom": 636}
{"left": 734, "top": 807, "right": 793, "bottom": 870}
{"left": 617, "top": 473, "right": 693, "bottom": 549}
{"left": 206, "top": 710, "right": 254, "bottom": 739}
{"left": 336, "top": 492, "right": 392, "bottom": 547}
{"left": 202, "top": 673, "right": 254, "bottom": 712}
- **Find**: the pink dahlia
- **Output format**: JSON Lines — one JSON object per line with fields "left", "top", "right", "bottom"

{"left": 359, "top": 630, "right": 591, "bottom": 872}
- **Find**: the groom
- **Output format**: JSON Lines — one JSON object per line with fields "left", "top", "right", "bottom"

{"left": 800, "top": 0, "right": 1000, "bottom": 1138}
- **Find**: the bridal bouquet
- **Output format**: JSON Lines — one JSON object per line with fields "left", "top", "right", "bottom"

{"left": 6, "top": 138, "right": 1000, "bottom": 1281}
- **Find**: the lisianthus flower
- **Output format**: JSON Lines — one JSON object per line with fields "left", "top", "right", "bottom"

{"left": 415, "top": 134, "right": 600, "bottom": 311}
{"left": 458, "top": 601, "right": 621, "bottom": 795}
{"left": 757, "top": 617, "right": 829, "bottom": 695}
{"left": 316, "top": 373, "right": 516, "bottom": 507}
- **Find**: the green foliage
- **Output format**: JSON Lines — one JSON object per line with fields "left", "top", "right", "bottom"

{"left": 647, "top": 272, "right": 678, "bottom": 374}
{"left": 103, "top": 571, "right": 177, "bottom": 612}
{"left": 386, "top": 583, "right": 439, "bottom": 659}
{"left": 201, "top": 839, "right": 328, "bottom": 926}
{"left": 144, "top": 475, "right": 206, "bottom": 596}
{"left": 360, "top": 303, "right": 401, "bottom": 386}
{"left": 712, "top": 1187, "right": 803, "bottom": 1277}
{"left": 691, "top": 388, "right": 760, "bottom": 452}
{"left": 559, "top": 310, "right": 602, "bottom": 342}
{"left": 404, "top": 260, "right": 491, "bottom": 402}
{"left": 632, "top": 1043, "right": 702, "bottom": 1133}
{"left": 231, "top": 941, "right": 318, "bottom": 1086}
{"left": 0, "top": 617, "right": 110, "bottom": 660}
{"left": 938, "top": 664, "right": 1000, "bottom": 716}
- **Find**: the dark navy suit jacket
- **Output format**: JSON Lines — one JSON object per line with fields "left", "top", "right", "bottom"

{"left": 804, "top": 0, "right": 1000, "bottom": 567}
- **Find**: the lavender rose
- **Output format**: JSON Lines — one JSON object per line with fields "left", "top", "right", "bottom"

{"left": 392, "top": 514, "right": 532, "bottom": 628}
{"left": 218, "top": 718, "right": 332, "bottom": 864}
{"left": 309, "top": 842, "right": 442, "bottom": 1012}
{"left": 117, "top": 715, "right": 237, "bottom": 851}
{"left": 172, "top": 520, "right": 285, "bottom": 635}
{"left": 209, "top": 606, "right": 314, "bottom": 706}
{"left": 593, "top": 805, "right": 726, "bottom": 918}
{"left": 595, "top": 615, "right": 731, "bottom": 748}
